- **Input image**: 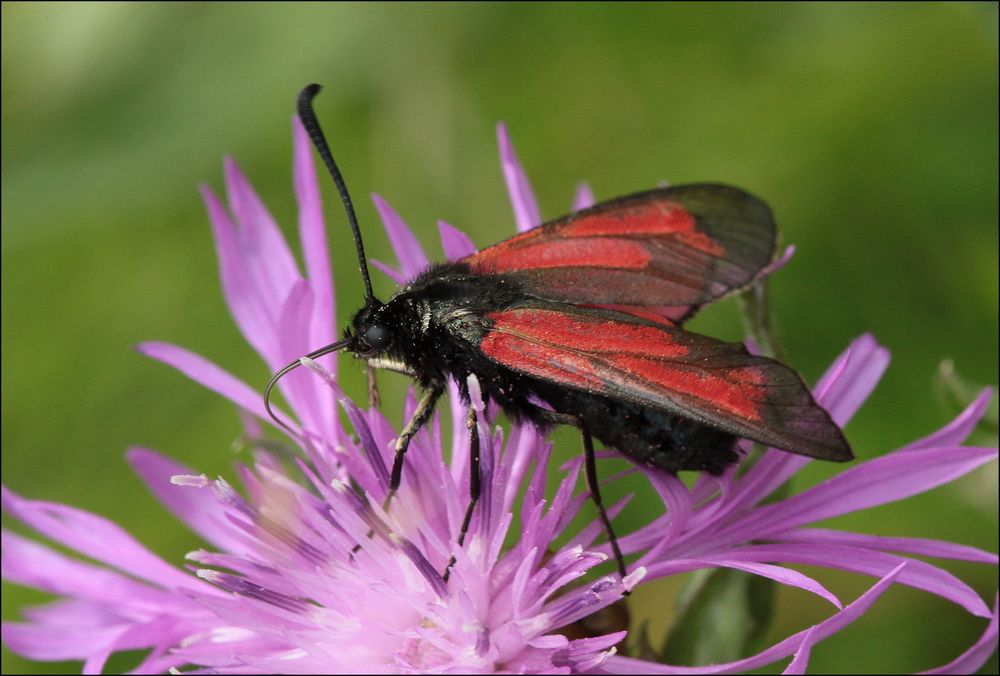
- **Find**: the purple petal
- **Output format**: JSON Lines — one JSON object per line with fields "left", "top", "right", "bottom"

{"left": 907, "top": 388, "right": 993, "bottom": 451}
{"left": 371, "top": 193, "right": 428, "bottom": 280}
{"left": 600, "top": 564, "right": 904, "bottom": 674}
{"left": 201, "top": 185, "right": 278, "bottom": 364}
{"left": 223, "top": 157, "right": 301, "bottom": 308}
{"left": 98, "top": 616, "right": 194, "bottom": 673}
{"left": 438, "top": 219, "right": 478, "bottom": 260}
{"left": 196, "top": 570, "right": 308, "bottom": 613}
{"left": 137, "top": 342, "right": 299, "bottom": 436}
{"left": 1, "top": 492, "right": 203, "bottom": 594}
{"left": 541, "top": 575, "right": 626, "bottom": 629}
{"left": 497, "top": 122, "right": 541, "bottom": 232}
{"left": 83, "top": 646, "right": 112, "bottom": 675}
{"left": 635, "top": 472, "right": 692, "bottom": 564}
{"left": 340, "top": 398, "right": 390, "bottom": 495}
{"left": 641, "top": 558, "right": 841, "bottom": 608}
{"left": 759, "top": 245, "right": 796, "bottom": 278}
{"left": 370, "top": 258, "right": 405, "bottom": 285}
{"left": 782, "top": 629, "right": 815, "bottom": 675}
{"left": 275, "top": 279, "right": 330, "bottom": 437}
{"left": 573, "top": 182, "right": 595, "bottom": 211}
{"left": 22, "top": 598, "right": 120, "bottom": 627}
{"left": 815, "top": 333, "right": 890, "bottom": 425}
{"left": 390, "top": 534, "right": 448, "bottom": 598}
{"left": 735, "top": 446, "right": 998, "bottom": 538}
{"left": 1, "top": 529, "right": 198, "bottom": 611}
{"left": 920, "top": 593, "right": 999, "bottom": 674}
{"left": 125, "top": 448, "right": 253, "bottom": 556}
{"left": 777, "top": 528, "right": 999, "bottom": 564}
{"left": 563, "top": 631, "right": 628, "bottom": 672}
{"left": 718, "top": 543, "right": 990, "bottom": 617}
{"left": 0, "top": 620, "right": 126, "bottom": 662}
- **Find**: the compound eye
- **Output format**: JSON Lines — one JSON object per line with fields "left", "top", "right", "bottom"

{"left": 364, "top": 324, "right": 391, "bottom": 350}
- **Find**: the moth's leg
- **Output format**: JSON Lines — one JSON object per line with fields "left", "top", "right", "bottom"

{"left": 526, "top": 407, "right": 629, "bottom": 585}
{"left": 444, "top": 404, "right": 481, "bottom": 582}
{"left": 349, "top": 381, "right": 441, "bottom": 560}
{"left": 383, "top": 384, "right": 444, "bottom": 511}
{"left": 366, "top": 362, "right": 380, "bottom": 408}
{"left": 580, "top": 423, "right": 628, "bottom": 584}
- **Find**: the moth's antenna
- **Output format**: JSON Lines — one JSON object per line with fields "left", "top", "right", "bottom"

{"left": 297, "top": 83, "right": 376, "bottom": 303}
{"left": 264, "top": 337, "right": 352, "bottom": 436}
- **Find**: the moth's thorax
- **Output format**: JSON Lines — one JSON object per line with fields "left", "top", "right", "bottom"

{"left": 350, "top": 264, "right": 527, "bottom": 387}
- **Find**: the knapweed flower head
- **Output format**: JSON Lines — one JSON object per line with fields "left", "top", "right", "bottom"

{"left": 2, "top": 118, "right": 998, "bottom": 674}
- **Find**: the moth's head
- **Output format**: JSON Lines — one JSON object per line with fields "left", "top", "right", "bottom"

{"left": 347, "top": 299, "right": 394, "bottom": 358}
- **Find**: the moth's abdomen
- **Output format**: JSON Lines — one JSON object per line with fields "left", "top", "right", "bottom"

{"left": 530, "top": 381, "right": 740, "bottom": 474}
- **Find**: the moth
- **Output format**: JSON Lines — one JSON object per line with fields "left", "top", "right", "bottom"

{"left": 266, "top": 84, "right": 852, "bottom": 580}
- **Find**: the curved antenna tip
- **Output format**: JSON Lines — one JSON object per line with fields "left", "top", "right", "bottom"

{"left": 263, "top": 338, "right": 352, "bottom": 437}
{"left": 298, "top": 83, "right": 321, "bottom": 105}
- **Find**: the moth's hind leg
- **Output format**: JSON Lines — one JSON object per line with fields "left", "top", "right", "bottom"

{"left": 444, "top": 404, "right": 481, "bottom": 582}
{"left": 529, "top": 408, "right": 629, "bottom": 587}
{"left": 351, "top": 383, "right": 443, "bottom": 558}
{"left": 366, "top": 362, "right": 380, "bottom": 408}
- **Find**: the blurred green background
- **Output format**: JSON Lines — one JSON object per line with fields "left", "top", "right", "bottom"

{"left": 2, "top": 3, "right": 997, "bottom": 673}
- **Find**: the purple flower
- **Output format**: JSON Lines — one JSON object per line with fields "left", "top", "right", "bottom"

{"left": 2, "top": 119, "right": 997, "bottom": 674}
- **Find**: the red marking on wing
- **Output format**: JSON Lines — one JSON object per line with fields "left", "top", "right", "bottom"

{"left": 476, "top": 238, "right": 651, "bottom": 271}
{"left": 562, "top": 201, "right": 723, "bottom": 256}
{"left": 485, "top": 308, "right": 689, "bottom": 358}
{"left": 480, "top": 331, "right": 595, "bottom": 390}
{"left": 612, "top": 356, "right": 764, "bottom": 421}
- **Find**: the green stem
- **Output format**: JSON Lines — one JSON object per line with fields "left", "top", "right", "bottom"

{"left": 737, "top": 279, "right": 784, "bottom": 361}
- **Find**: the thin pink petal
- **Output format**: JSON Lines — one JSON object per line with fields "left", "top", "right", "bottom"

{"left": 719, "top": 543, "right": 990, "bottom": 617}
{"left": 782, "top": 628, "right": 815, "bottom": 675}
{"left": 340, "top": 398, "right": 390, "bottom": 495}
{"left": 642, "top": 558, "right": 841, "bottom": 608}
{"left": 497, "top": 122, "right": 541, "bottom": 232}
{"left": 738, "top": 446, "right": 998, "bottom": 537}
{"left": 920, "top": 593, "right": 999, "bottom": 674}
{"left": 22, "top": 599, "right": 120, "bottom": 627}
{"left": 0, "top": 620, "right": 126, "bottom": 662}
{"left": 573, "top": 182, "right": 595, "bottom": 211}
{"left": 1, "top": 492, "right": 203, "bottom": 594}
{"left": 1, "top": 529, "right": 198, "bottom": 612}
{"left": 907, "top": 387, "right": 993, "bottom": 450}
{"left": 223, "top": 157, "right": 301, "bottom": 308}
{"left": 137, "top": 341, "right": 299, "bottom": 436}
{"left": 599, "top": 565, "right": 904, "bottom": 674}
{"left": 201, "top": 185, "right": 278, "bottom": 363}
{"left": 438, "top": 219, "right": 478, "bottom": 260}
{"left": 815, "top": 333, "right": 891, "bottom": 425}
{"left": 125, "top": 448, "right": 253, "bottom": 556}
{"left": 371, "top": 193, "right": 428, "bottom": 280}
{"left": 759, "top": 244, "right": 796, "bottom": 278}
{"left": 370, "top": 258, "right": 405, "bottom": 285}
{"left": 275, "top": 279, "right": 330, "bottom": 437}
{"left": 777, "top": 528, "right": 999, "bottom": 564}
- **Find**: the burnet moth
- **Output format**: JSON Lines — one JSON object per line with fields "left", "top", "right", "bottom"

{"left": 266, "top": 84, "right": 852, "bottom": 582}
